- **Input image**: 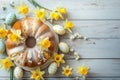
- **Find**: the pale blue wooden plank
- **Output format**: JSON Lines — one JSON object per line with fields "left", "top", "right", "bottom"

{"left": 0, "top": 0, "right": 120, "bottom": 19}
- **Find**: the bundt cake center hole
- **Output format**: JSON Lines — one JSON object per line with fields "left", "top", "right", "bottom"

{"left": 26, "top": 36, "right": 36, "bottom": 48}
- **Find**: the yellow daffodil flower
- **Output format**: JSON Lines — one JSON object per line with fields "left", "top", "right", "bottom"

{"left": 16, "top": 2, "right": 29, "bottom": 15}
{"left": 9, "top": 33, "right": 19, "bottom": 42}
{"left": 62, "top": 65, "right": 72, "bottom": 77}
{"left": 51, "top": 11, "right": 60, "bottom": 20}
{"left": 0, "top": 57, "right": 14, "bottom": 70}
{"left": 37, "top": 37, "right": 51, "bottom": 52}
{"left": 53, "top": 53, "right": 65, "bottom": 67}
{"left": 31, "top": 68, "right": 45, "bottom": 80}
{"left": 64, "top": 20, "right": 74, "bottom": 33}
{"left": 0, "top": 24, "right": 8, "bottom": 39}
{"left": 78, "top": 65, "right": 89, "bottom": 76}
{"left": 48, "top": 11, "right": 63, "bottom": 22}
{"left": 39, "top": 37, "right": 51, "bottom": 49}
{"left": 8, "top": 29, "right": 23, "bottom": 42}
{"left": 35, "top": 7, "right": 46, "bottom": 21}
{"left": 57, "top": 7, "right": 67, "bottom": 14}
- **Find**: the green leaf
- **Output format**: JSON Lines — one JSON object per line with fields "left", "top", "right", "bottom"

{"left": 27, "top": 0, "right": 50, "bottom": 11}
{"left": 10, "top": 67, "right": 14, "bottom": 80}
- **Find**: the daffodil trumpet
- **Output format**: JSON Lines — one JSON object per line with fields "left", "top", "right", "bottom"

{"left": 8, "top": 29, "right": 23, "bottom": 43}
{"left": 78, "top": 65, "right": 89, "bottom": 80}
{"left": 62, "top": 65, "right": 72, "bottom": 77}
{"left": 64, "top": 19, "right": 74, "bottom": 33}
{"left": 55, "top": 6, "right": 67, "bottom": 14}
{"left": 37, "top": 37, "right": 51, "bottom": 52}
{"left": 31, "top": 68, "right": 45, "bottom": 80}
{"left": 0, "top": 57, "right": 14, "bottom": 70}
{"left": 16, "top": 2, "right": 29, "bottom": 16}
{"left": 53, "top": 53, "right": 65, "bottom": 67}
{"left": 0, "top": 23, "right": 8, "bottom": 40}
{"left": 34, "top": 7, "right": 46, "bottom": 21}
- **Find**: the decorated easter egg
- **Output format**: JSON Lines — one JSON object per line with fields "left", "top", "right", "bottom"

{"left": 5, "top": 13, "right": 16, "bottom": 25}
{"left": 59, "top": 42, "right": 69, "bottom": 53}
{"left": 0, "top": 39, "right": 5, "bottom": 54}
{"left": 53, "top": 25, "right": 65, "bottom": 35}
{"left": 14, "top": 67, "right": 23, "bottom": 79}
{"left": 48, "top": 62, "right": 58, "bottom": 75}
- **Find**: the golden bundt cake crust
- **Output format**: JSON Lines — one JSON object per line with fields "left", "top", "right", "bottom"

{"left": 6, "top": 17, "right": 59, "bottom": 70}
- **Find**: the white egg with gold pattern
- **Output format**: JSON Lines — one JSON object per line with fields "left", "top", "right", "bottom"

{"left": 14, "top": 67, "right": 23, "bottom": 79}
{"left": 53, "top": 25, "right": 65, "bottom": 35}
{"left": 48, "top": 62, "right": 58, "bottom": 75}
{"left": 59, "top": 42, "right": 69, "bottom": 53}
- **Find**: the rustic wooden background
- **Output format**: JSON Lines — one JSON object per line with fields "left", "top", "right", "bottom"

{"left": 0, "top": 0, "right": 120, "bottom": 80}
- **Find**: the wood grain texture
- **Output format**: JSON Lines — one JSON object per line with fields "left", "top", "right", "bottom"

{"left": 1, "top": 21, "right": 120, "bottom": 38}
{"left": 0, "top": 78, "right": 120, "bottom": 80}
{"left": 34, "top": 0, "right": 120, "bottom": 20}
{"left": 56, "top": 21, "right": 120, "bottom": 39}
{"left": 0, "top": 0, "right": 120, "bottom": 20}
{"left": 61, "top": 39, "right": 120, "bottom": 59}
{"left": 23, "top": 59, "right": 120, "bottom": 77}
{"left": 0, "top": 59, "right": 120, "bottom": 79}
{"left": 0, "top": 0, "right": 120, "bottom": 80}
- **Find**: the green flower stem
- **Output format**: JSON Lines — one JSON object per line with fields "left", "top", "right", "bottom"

{"left": 27, "top": 0, "right": 51, "bottom": 11}
{"left": 82, "top": 76, "right": 86, "bottom": 80}
{"left": 10, "top": 67, "right": 14, "bottom": 80}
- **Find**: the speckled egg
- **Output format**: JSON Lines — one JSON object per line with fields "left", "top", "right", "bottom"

{"left": 14, "top": 67, "right": 23, "bottom": 79}
{"left": 48, "top": 62, "right": 58, "bottom": 75}
{"left": 0, "top": 39, "right": 5, "bottom": 54}
{"left": 59, "top": 42, "right": 69, "bottom": 53}
{"left": 53, "top": 25, "right": 65, "bottom": 35}
{"left": 5, "top": 13, "right": 16, "bottom": 25}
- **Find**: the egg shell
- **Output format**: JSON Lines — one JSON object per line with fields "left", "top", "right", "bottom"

{"left": 53, "top": 25, "right": 65, "bottom": 35}
{"left": 48, "top": 62, "right": 58, "bottom": 75}
{"left": 0, "top": 39, "right": 5, "bottom": 54}
{"left": 5, "top": 13, "right": 16, "bottom": 25}
{"left": 59, "top": 42, "right": 69, "bottom": 53}
{"left": 14, "top": 67, "right": 23, "bottom": 79}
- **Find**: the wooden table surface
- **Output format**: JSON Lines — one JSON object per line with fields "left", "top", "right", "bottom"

{"left": 0, "top": 0, "right": 120, "bottom": 80}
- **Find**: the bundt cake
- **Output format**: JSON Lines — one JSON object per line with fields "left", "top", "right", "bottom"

{"left": 5, "top": 17, "right": 59, "bottom": 71}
